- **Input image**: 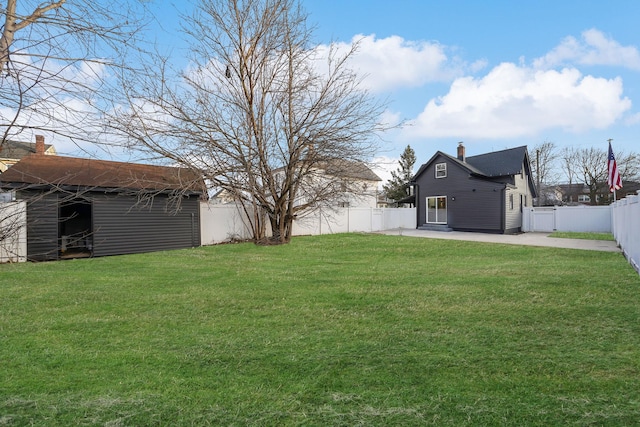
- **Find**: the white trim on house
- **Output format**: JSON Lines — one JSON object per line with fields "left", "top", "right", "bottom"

{"left": 426, "top": 195, "right": 447, "bottom": 224}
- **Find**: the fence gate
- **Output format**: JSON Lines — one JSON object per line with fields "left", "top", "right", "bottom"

{"left": 523, "top": 206, "right": 612, "bottom": 233}
{"left": 524, "top": 207, "right": 556, "bottom": 232}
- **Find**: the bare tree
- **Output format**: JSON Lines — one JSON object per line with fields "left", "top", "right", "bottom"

{"left": 108, "top": 0, "right": 388, "bottom": 244}
{"left": 560, "top": 146, "right": 578, "bottom": 186}
{"left": 531, "top": 141, "right": 558, "bottom": 186}
{"left": 615, "top": 151, "right": 640, "bottom": 184}
{"left": 531, "top": 141, "right": 559, "bottom": 206}
{"left": 574, "top": 147, "right": 608, "bottom": 205}
{"left": 0, "top": 0, "right": 149, "bottom": 147}
{"left": 564, "top": 146, "right": 639, "bottom": 205}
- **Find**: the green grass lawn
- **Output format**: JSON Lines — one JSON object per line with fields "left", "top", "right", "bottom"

{"left": 1, "top": 233, "right": 639, "bottom": 426}
{"left": 549, "top": 231, "right": 616, "bottom": 241}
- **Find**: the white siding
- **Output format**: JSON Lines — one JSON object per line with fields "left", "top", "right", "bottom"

{"left": 0, "top": 201, "right": 27, "bottom": 263}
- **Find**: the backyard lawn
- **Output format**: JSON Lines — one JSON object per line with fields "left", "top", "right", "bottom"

{"left": 1, "top": 233, "right": 639, "bottom": 426}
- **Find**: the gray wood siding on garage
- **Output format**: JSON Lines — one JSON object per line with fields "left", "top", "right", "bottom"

{"left": 25, "top": 193, "right": 59, "bottom": 261}
{"left": 92, "top": 194, "right": 201, "bottom": 257}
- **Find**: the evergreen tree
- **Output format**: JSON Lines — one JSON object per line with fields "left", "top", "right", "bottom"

{"left": 383, "top": 145, "right": 416, "bottom": 203}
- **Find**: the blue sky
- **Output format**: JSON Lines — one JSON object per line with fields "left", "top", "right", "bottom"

{"left": 299, "top": 0, "right": 640, "bottom": 175}
{"left": 145, "top": 1, "right": 640, "bottom": 180}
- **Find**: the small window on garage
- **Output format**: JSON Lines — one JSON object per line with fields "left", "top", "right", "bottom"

{"left": 435, "top": 163, "right": 447, "bottom": 178}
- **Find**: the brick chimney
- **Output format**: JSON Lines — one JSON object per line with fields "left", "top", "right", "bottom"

{"left": 35, "top": 135, "right": 45, "bottom": 155}
{"left": 457, "top": 141, "right": 465, "bottom": 162}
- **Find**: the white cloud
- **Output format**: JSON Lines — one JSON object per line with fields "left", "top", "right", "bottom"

{"left": 534, "top": 29, "right": 640, "bottom": 70}
{"left": 402, "top": 63, "right": 632, "bottom": 140}
{"left": 370, "top": 155, "right": 398, "bottom": 187}
{"left": 379, "top": 109, "right": 403, "bottom": 128}
{"left": 316, "top": 34, "right": 478, "bottom": 93}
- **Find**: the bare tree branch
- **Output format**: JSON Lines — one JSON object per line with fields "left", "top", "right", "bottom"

{"left": 1, "top": 0, "right": 150, "bottom": 150}
{"left": 108, "top": 0, "right": 390, "bottom": 244}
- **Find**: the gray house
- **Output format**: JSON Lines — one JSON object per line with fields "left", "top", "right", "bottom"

{"left": 0, "top": 152, "right": 204, "bottom": 261}
{"left": 412, "top": 143, "right": 536, "bottom": 234}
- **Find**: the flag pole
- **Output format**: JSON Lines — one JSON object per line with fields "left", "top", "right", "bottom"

{"left": 609, "top": 139, "right": 614, "bottom": 203}
{"left": 607, "top": 138, "right": 620, "bottom": 203}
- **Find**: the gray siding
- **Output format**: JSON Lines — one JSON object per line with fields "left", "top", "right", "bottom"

{"left": 92, "top": 194, "right": 200, "bottom": 257}
{"left": 25, "top": 193, "right": 59, "bottom": 261}
{"left": 415, "top": 154, "right": 505, "bottom": 232}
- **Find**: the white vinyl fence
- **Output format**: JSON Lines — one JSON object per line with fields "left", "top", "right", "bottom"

{"left": 0, "top": 201, "right": 27, "bottom": 263}
{"left": 612, "top": 192, "right": 640, "bottom": 274}
{"left": 200, "top": 202, "right": 416, "bottom": 245}
{"left": 522, "top": 206, "right": 611, "bottom": 233}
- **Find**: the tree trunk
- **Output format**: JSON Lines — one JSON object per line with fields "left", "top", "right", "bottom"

{"left": 265, "top": 204, "right": 295, "bottom": 245}
{"left": 1, "top": 0, "right": 67, "bottom": 74}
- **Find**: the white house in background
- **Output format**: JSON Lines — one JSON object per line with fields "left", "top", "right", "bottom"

{"left": 304, "top": 159, "right": 382, "bottom": 209}
{"left": 209, "top": 188, "right": 237, "bottom": 205}
{"left": 0, "top": 135, "right": 57, "bottom": 172}
{"left": 210, "top": 159, "right": 381, "bottom": 209}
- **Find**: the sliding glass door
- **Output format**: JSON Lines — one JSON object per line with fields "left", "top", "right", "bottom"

{"left": 426, "top": 196, "right": 447, "bottom": 224}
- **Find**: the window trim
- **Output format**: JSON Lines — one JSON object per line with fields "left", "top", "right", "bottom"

{"left": 435, "top": 162, "right": 447, "bottom": 179}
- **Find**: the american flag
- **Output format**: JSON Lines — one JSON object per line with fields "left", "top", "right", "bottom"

{"left": 607, "top": 141, "right": 622, "bottom": 193}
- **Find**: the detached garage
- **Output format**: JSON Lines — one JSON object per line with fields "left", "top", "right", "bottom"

{"left": 0, "top": 153, "right": 204, "bottom": 261}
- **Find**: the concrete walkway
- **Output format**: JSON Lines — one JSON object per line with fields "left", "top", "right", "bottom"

{"left": 377, "top": 229, "right": 621, "bottom": 252}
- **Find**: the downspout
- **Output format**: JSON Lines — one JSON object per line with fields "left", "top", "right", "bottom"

{"left": 412, "top": 182, "right": 419, "bottom": 229}
{"left": 501, "top": 185, "right": 506, "bottom": 233}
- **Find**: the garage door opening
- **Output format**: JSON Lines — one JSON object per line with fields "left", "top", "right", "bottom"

{"left": 59, "top": 199, "right": 93, "bottom": 258}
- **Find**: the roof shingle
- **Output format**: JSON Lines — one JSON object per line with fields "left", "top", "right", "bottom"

{"left": 0, "top": 154, "right": 204, "bottom": 193}
{"left": 465, "top": 146, "right": 529, "bottom": 177}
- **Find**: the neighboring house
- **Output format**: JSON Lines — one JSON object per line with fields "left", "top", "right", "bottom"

{"left": 557, "top": 183, "right": 594, "bottom": 205}
{"left": 287, "top": 159, "right": 381, "bottom": 209}
{"left": 0, "top": 135, "right": 56, "bottom": 172}
{"left": 534, "top": 184, "right": 564, "bottom": 206}
{"left": 412, "top": 143, "right": 537, "bottom": 234}
{"left": 376, "top": 194, "right": 392, "bottom": 208}
{"left": 557, "top": 181, "right": 640, "bottom": 205}
{"left": 0, "top": 152, "right": 204, "bottom": 261}
{"left": 211, "top": 160, "right": 381, "bottom": 209}
{"left": 321, "top": 160, "right": 381, "bottom": 208}
{"left": 209, "top": 188, "right": 237, "bottom": 205}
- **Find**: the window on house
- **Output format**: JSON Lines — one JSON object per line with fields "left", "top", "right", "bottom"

{"left": 578, "top": 194, "right": 590, "bottom": 203}
{"left": 509, "top": 194, "right": 514, "bottom": 210}
{"left": 435, "top": 163, "right": 447, "bottom": 178}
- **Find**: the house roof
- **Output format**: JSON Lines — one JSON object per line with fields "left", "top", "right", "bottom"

{"left": 0, "top": 154, "right": 204, "bottom": 194}
{"left": 465, "top": 146, "right": 530, "bottom": 177}
{"left": 415, "top": 145, "right": 531, "bottom": 180}
{"left": 0, "top": 140, "right": 54, "bottom": 159}
{"left": 413, "top": 145, "right": 537, "bottom": 197}
{"left": 320, "top": 159, "right": 382, "bottom": 181}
